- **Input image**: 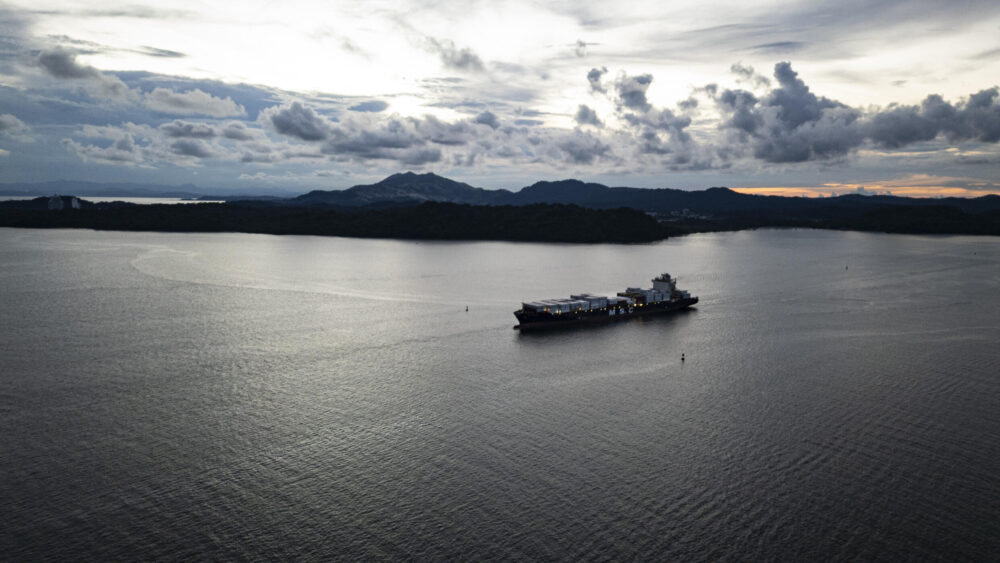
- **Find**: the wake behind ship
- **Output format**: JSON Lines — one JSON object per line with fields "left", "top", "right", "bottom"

{"left": 514, "top": 273, "right": 698, "bottom": 330}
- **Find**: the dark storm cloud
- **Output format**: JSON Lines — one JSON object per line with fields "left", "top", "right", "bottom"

{"left": 867, "top": 88, "right": 1000, "bottom": 147}
{"left": 587, "top": 67, "right": 607, "bottom": 93}
{"left": 717, "top": 89, "right": 760, "bottom": 134}
{"left": 426, "top": 38, "right": 485, "bottom": 72}
{"left": 260, "top": 102, "right": 331, "bottom": 141}
{"left": 574, "top": 105, "right": 602, "bottom": 127}
{"left": 770, "top": 62, "right": 849, "bottom": 128}
{"left": 474, "top": 111, "right": 500, "bottom": 129}
{"left": 38, "top": 48, "right": 101, "bottom": 79}
{"left": 348, "top": 100, "right": 389, "bottom": 112}
{"left": 714, "top": 62, "right": 862, "bottom": 162}
{"left": 713, "top": 62, "right": 1000, "bottom": 163}
{"left": 159, "top": 120, "right": 216, "bottom": 138}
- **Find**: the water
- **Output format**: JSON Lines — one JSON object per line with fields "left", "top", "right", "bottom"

{"left": 1, "top": 227, "right": 998, "bottom": 560}
{"left": 0, "top": 196, "right": 222, "bottom": 204}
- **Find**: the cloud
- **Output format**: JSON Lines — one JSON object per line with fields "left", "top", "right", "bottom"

{"left": 426, "top": 38, "right": 485, "bottom": 72}
{"left": 867, "top": 88, "right": 1000, "bottom": 147}
{"left": 261, "top": 102, "right": 333, "bottom": 141}
{"left": 715, "top": 62, "right": 863, "bottom": 162}
{"left": 348, "top": 100, "right": 389, "bottom": 112}
{"left": 747, "top": 41, "right": 806, "bottom": 54}
{"left": 38, "top": 48, "right": 101, "bottom": 79}
{"left": 0, "top": 113, "right": 25, "bottom": 132}
{"left": 221, "top": 122, "right": 255, "bottom": 141}
{"left": 730, "top": 62, "right": 770, "bottom": 88}
{"left": 144, "top": 88, "right": 246, "bottom": 117}
{"left": 615, "top": 73, "right": 654, "bottom": 112}
{"left": 713, "top": 62, "right": 1000, "bottom": 163}
{"left": 36, "top": 47, "right": 130, "bottom": 98}
{"left": 259, "top": 102, "right": 464, "bottom": 167}
{"left": 159, "top": 120, "right": 217, "bottom": 138}
{"left": 474, "top": 110, "right": 500, "bottom": 129}
{"left": 587, "top": 67, "right": 607, "bottom": 93}
{"left": 139, "top": 46, "right": 185, "bottom": 58}
{"left": 61, "top": 134, "right": 146, "bottom": 165}
{"left": 45, "top": 36, "right": 186, "bottom": 59}
{"left": 555, "top": 131, "right": 611, "bottom": 164}
{"left": 170, "top": 139, "right": 214, "bottom": 158}
{"left": 574, "top": 105, "right": 602, "bottom": 127}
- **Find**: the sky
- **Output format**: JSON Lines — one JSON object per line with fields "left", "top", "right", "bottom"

{"left": 1, "top": 0, "right": 999, "bottom": 196}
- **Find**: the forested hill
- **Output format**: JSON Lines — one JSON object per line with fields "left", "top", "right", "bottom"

{"left": 0, "top": 200, "right": 668, "bottom": 243}
{"left": 3, "top": 173, "right": 1000, "bottom": 240}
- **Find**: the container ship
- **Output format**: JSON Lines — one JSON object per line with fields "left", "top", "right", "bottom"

{"left": 514, "top": 273, "right": 698, "bottom": 331}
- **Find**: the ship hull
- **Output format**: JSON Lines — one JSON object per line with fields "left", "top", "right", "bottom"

{"left": 514, "top": 297, "right": 698, "bottom": 331}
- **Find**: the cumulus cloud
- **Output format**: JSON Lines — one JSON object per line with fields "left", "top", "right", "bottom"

{"left": 256, "top": 101, "right": 531, "bottom": 167}
{"left": 260, "top": 102, "right": 332, "bottom": 141}
{"left": 144, "top": 88, "right": 246, "bottom": 117}
{"left": 159, "top": 120, "right": 217, "bottom": 138}
{"left": 615, "top": 73, "right": 654, "bottom": 112}
{"left": 321, "top": 115, "right": 430, "bottom": 162}
{"left": 867, "top": 87, "right": 1000, "bottom": 147}
{"left": 474, "top": 110, "right": 500, "bottom": 129}
{"left": 426, "top": 38, "right": 485, "bottom": 72}
{"left": 0, "top": 113, "right": 25, "bottom": 132}
{"left": 555, "top": 131, "right": 611, "bottom": 164}
{"left": 574, "top": 105, "right": 602, "bottom": 127}
{"left": 730, "top": 62, "right": 770, "bottom": 88}
{"left": 713, "top": 62, "right": 1000, "bottom": 163}
{"left": 221, "top": 122, "right": 255, "bottom": 141}
{"left": 587, "top": 67, "right": 607, "bottom": 94}
{"left": 170, "top": 139, "right": 214, "bottom": 158}
{"left": 61, "top": 134, "right": 146, "bottom": 165}
{"left": 61, "top": 121, "right": 230, "bottom": 167}
{"left": 348, "top": 100, "right": 389, "bottom": 112}
{"left": 715, "top": 62, "right": 862, "bottom": 162}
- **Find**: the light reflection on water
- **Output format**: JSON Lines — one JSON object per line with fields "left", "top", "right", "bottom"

{"left": 1, "top": 227, "right": 998, "bottom": 560}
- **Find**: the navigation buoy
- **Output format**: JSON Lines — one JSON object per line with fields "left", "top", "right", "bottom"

{"left": 681, "top": 353, "right": 685, "bottom": 362}
{"left": 465, "top": 305, "right": 469, "bottom": 312}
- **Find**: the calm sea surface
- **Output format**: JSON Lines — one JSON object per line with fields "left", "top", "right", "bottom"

{"left": 2, "top": 227, "right": 998, "bottom": 560}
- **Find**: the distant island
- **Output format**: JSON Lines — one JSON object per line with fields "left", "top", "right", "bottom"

{"left": 2, "top": 172, "right": 999, "bottom": 241}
